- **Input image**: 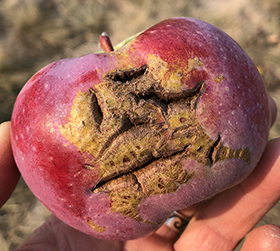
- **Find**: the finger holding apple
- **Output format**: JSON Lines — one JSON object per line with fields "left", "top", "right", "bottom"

{"left": 11, "top": 17, "right": 270, "bottom": 240}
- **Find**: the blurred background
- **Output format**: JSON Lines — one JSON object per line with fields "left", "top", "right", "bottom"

{"left": 0, "top": 0, "right": 279, "bottom": 250}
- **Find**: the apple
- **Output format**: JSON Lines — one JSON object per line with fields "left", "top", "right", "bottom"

{"left": 11, "top": 17, "right": 270, "bottom": 240}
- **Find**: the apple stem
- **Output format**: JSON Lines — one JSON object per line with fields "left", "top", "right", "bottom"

{"left": 99, "top": 32, "right": 114, "bottom": 52}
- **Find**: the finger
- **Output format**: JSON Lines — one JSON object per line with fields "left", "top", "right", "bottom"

{"left": 0, "top": 121, "right": 20, "bottom": 208}
{"left": 241, "top": 225, "right": 280, "bottom": 251}
{"left": 269, "top": 96, "right": 277, "bottom": 127}
{"left": 155, "top": 201, "right": 206, "bottom": 243}
{"left": 174, "top": 138, "right": 280, "bottom": 251}
{"left": 15, "top": 215, "right": 123, "bottom": 251}
{"left": 125, "top": 231, "right": 175, "bottom": 251}
{"left": 155, "top": 223, "right": 180, "bottom": 243}
{"left": 125, "top": 221, "right": 178, "bottom": 251}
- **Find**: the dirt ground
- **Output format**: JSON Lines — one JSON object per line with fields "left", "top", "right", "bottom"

{"left": 0, "top": 0, "right": 280, "bottom": 250}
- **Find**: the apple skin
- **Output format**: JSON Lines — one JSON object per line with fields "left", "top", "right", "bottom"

{"left": 11, "top": 17, "right": 270, "bottom": 240}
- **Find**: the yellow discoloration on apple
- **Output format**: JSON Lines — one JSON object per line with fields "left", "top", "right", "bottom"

{"left": 59, "top": 90, "right": 104, "bottom": 157}
{"left": 85, "top": 216, "right": 106, "bottom": 233}
{"left": 214, "top": 74, "right": 226, "bottom": 82}
{"left": 148, "top": 55, "right": 184, "bottom": 91}
{"left": 168, "top": 110, "right": 193, "bottom": 129}
{"left": 187, "top": 57, "right": 204, "bottom": 72}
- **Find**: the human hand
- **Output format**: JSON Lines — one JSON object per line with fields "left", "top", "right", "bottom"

{"left": 1, "top": 97, "right": 280, "bottom": 251}
{"left": 0, "top": 121, "right": 20, "bottom": 208}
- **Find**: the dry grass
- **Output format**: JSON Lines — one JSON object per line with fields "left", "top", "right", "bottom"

{"left": 0, "top": 0, "right": 280, "bottom": 250}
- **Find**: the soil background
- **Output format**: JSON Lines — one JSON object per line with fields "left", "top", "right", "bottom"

{"left": 0, "top": 0, "right": 280, "bottom": 250}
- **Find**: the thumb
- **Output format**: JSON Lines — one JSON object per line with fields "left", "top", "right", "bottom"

{"left": 241, "top": 225, "right": 280, "bottom": 251}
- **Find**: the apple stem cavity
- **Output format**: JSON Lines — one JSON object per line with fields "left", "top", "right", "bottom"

{"left": 99, "top": 32, "right": 114, "bottom": 52}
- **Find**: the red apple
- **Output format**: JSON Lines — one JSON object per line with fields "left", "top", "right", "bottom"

{"left": 11, "top": 17, "right": 270, "bottom": 240}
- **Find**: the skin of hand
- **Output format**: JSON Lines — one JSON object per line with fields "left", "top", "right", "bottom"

{"left": 0, "top": 97, "right": 279, "bottom": 251}
{"left": 0, "top": 122, "right": 20, "bottom": 208}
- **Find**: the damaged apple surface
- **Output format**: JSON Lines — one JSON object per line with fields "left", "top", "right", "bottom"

{"left": 11, "top": 17, "right": 270, "bottom": 240}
